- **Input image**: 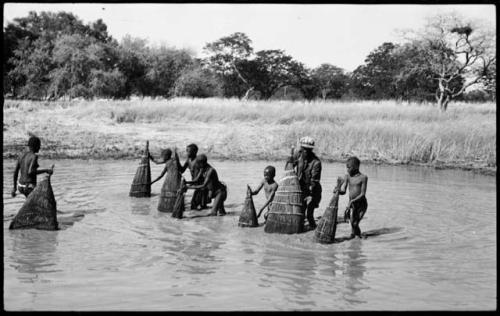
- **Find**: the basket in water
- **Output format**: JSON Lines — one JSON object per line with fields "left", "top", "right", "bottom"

{"left": 9, "top": 175, "right": 59, "bottom": 230}
{"left": 238, "top": 185, "right": 258, "bottom": 227}
{"left": 313, "top": 177, "right": 343, "bottom": 244}
{"left": 158, "top": 150, "right": 182, "bottom": 212}
{"left": 130, "top": 141, "right": 151, "bottom": 197}
{"left": 172, "top": 178, "right": 186, "bottom": 219}
{"left": 264, "top": 169, "right": 304, "bottom": 234}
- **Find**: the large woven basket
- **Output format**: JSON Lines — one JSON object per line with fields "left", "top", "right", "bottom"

{"left": 264, "top": 169, "right": 304, "bottom": 234}
{"left": 10, "top": 175, "right": 59, "bottom": 230}
{"left": 129, "top": 141, "right": 151, "bottom": 197}
{"left": 158, "top": 151, "right": 182, "bottom": 212}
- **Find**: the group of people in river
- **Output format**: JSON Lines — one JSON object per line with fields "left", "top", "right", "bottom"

{"left": 11, "top": 135, "right": 369, "bottom": 238}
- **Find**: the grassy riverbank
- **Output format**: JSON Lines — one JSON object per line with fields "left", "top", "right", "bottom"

{"left": 3, "top": 98, "right": 496, "bottom": 175}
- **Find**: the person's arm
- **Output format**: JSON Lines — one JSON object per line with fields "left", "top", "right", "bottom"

{"left": 186, "top": 168, "right": 212, "bottom": 190}
{"left": 309, "top": 159, "right": 321, "bottom": 193}
{"left": 250, "top": 180, "right": 264, "bottom": 195}
{"left": 185, "top": 168, "right": 202, "bottom": 185}
{"left": 257, "top": 184, "right": 278, "bottom": 218}
{"left": 149, "top": 153, "right": 164, "bottom": 165}
{"left": 337, "top": 174, "right": 348, "bottom": 195}
{"left": 151, "top": 165, "right": 168, "bottom": 185}
{"left": 348, "top": 176, "right": 368, "bottom": 206}
{"left": 12, "top": 159, "right": 20, "bottom": 197}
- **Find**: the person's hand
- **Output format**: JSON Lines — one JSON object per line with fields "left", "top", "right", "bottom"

{"left": 48, "top": 164, "right": 54, "bottom": 175}
{"left": 304, "top": 196, "right": 313, "bottom": 205}
{"left": 11, "top": 189, "right": 16, "bottom": 198}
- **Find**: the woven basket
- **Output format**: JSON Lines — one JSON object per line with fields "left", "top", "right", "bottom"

{"left": 172, "top": 178, "right": 186, "bottom": 219}
{"left": 9, "top": 175, "right": 58, "bottom": 230}
{"left": 129, "top": 141, "right": 151, "bottom": 197}
{"left": 313, "top": 177, "right": 343, "bottom": 244}
{"left": 264, "top": 169, "right": 304, "bottom": 234}
{"left": 158, "top": 151, "right": 182, "bottom": 212}
{"left": 238, "top": 185, "right": 258, "bottom": 227}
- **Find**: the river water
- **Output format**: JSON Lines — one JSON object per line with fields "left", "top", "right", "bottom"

{"left": 2, "top": 159, "right": 496, "bottom": 311}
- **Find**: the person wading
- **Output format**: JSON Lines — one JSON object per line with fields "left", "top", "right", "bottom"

{"left": 287, "top": 136, "right": 322, "bottom": 229}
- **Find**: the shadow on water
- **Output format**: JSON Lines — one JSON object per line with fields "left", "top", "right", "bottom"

{"left": 56, "top": 208, "right": 106, "bottom": 230}
{"left": 334, "top": 227, "right": 404, "bottom": 243}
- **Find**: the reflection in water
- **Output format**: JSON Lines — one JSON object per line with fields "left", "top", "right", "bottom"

{"left": 260, "top": 245, "right": 318, "bottom": 310}
{"left": 2, "top": 159, "right": 496, "bottom": 310}
{"left": 341, "top": 240, "right": 369, "bottom": 306}
{"left": 9, "top": 230, "right": 59, "bottom": 277}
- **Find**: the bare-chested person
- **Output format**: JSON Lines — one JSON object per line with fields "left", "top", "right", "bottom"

{"left": 183, "top": 154, "right": 227, "bottom": 216}
{"left": 337, "top": 156, "right": 368, "bottom": 239}
{"left": 12, "top": 135, "right": 54, "bottom": 198}
{"left": 249, "top": 166, "right": 278, "bottom": 222}
{"left": 179, "top": 143, "right": 209, "bottom": 210}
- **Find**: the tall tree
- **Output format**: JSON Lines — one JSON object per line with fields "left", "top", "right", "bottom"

{"left": 202, "top": 32, "right": 254, "bottom": 98}
{"left": 405, "top": 12, "right": 496, "bottom": 111}
{"left": 311, "top": 64, "right": 348, "bottom": 99}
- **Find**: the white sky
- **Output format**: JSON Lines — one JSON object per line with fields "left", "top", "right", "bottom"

{"left": 3, "top": 3, "right": 496, "bottom": 72}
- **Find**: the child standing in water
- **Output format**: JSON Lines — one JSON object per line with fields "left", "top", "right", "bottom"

{"left": 12, "top": 135, "right": 54, "bottom": 198}
{"left": 179, "top": 143, "right": 209, "bottom": 210}
{"left": 184, "top": 154, "right": 227, "bottom": 216}
{"left": 249, "top": 166, "right": 278, "bottom": 221}
{"left": 337, "top": 156, "right": 368, "bottom": 239}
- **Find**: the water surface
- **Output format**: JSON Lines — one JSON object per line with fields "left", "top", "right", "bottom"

{"left": 3, "top": 159, "right": 496, "bottom": 310}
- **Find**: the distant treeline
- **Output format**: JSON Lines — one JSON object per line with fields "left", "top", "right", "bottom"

{"left": 3, "top": 11, "right": 496, "bottom": 110}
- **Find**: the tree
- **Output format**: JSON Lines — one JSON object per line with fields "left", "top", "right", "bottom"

{"left": 145, "top": 45, "right": 194, "bottom": 97}
{"left": 4, "top": 11, "right": 115, "bottom": 99}
{"left": 350, "top": 42, "right": 401, "bottom": 99}
{"left": 174, "top": 64, "right": 222, "bottom": 98}
{"left": 116, "top": 35, "right": 151, "bottom": 97}
{"left": 246, "top": 50, "right": 306, "bottom": 100}
{"left": 406, "top": 12, "right": 496, "bottom": 111}
{"left": 202, "top": 32, "right": 254, "bottom": 98}
{"left": 311, "top": 64, "right": 348, "bottom": 99}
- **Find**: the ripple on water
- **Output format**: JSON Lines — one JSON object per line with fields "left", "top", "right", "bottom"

{"left": 2, "top": 159, "right": 496, "bottom": 311}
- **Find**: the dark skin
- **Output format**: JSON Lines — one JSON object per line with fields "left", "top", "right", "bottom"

{"left": 150, "top": 150, "right": 173, "bottom": 185}
{"left": 12, "top": 143, "right": 54, "bottom": 197}
{"left": 249, "top": 168, "right": 278, "bottom": 218}
{"left": 184, "top": 160, "right": 225, "bottom": 216}
{"left": 337, "top": 160, "right": 368, "bottom": 237}
{"left": 179, "top": 146, "right": 197, "bottom": 175}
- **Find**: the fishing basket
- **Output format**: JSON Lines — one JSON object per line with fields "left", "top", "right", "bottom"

{"left": 9, "top": 175, "right": 59, "bottom": 230}
{"left": 264, "top": 169, "right": 304, "bottom": 234}
{"left": 313, "top": 177, "right": 343, "bottom": 244}
{"left": 238, "top": 185, "right": 258, "bottom": 227}
{"left": 129, "top": 141, "right": 151, "bottom": 197}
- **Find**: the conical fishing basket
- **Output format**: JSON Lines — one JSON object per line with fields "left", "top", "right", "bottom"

{"left": 264, "top": 169, "right": 304, "bottom": 234}
{"left": 172, "top": 179, "right": 186, "bottom": 219}
{"left": 238, "top": 187, "right": 258, "bottom": 227}
{"left": 129, "top": 142, "right": 151, "bottom": 197}
{"left": 9, "top": 175, "right": 59, "bottom": 230}
{"left": 158, "top": 152, "right": 182, "bottom": 212}
{"left": 313, "top": 177, "right": 343, "bottom": 244}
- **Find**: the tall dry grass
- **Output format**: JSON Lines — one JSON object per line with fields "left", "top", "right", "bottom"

{"left": 3, "top": 98, "right": 496, "bottom": 170}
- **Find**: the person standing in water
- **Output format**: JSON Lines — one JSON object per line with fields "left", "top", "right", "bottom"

{"left": 337, "top": 156, "right": 368, "bottom": 239}
{"left": 249, "top": 166, "right": 279, "bottom": 222}
{"left": 12, "top": 135, "right": 54, "bottom": 198}
{"left": 179, "top": 143, "right": 209, "bottom": 210}
{"left": 287, "top": 136, "right": 322, "bottom": 230}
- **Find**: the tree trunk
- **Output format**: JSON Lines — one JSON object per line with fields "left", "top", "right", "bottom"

{"left": 242, "top": 87, "right": 254, "bottom": 100}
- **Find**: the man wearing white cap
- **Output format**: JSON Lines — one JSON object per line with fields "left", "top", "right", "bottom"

{"left": 287, "top": 136, "right": 322, "bottom": 229}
